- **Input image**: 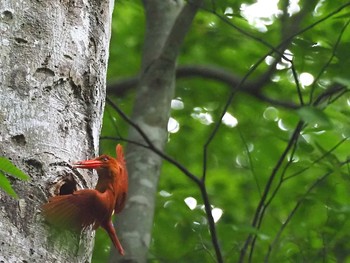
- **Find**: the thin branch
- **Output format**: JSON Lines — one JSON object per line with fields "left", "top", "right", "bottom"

{"left": 246, "top": 137, "right": 301, "bottom": 259}
{"left": 107, "top": 65, "right": 300, "bottom": 109}
{"left": 198, "top": 183, "right": 221, "bottom": 262}
{"left": 247, "top": 122, "right": 304, "bottom": 263}
{"left": 313, "top": 83, "right": 348, "bottom": 106}
{"left": 207, "top": 10, "right": 287, "bottom": 61}
{"left": 261, "top": 132, "right": 300, "bottom": 212}
{"left": 290, "top": 64, "right": 304, "bottom": 106}
{"left": 198, "top": 233, "right": 217, "bottom": 263}
{"left": 200, "top": 34, "right": 296, "bottom": 185}
{"left": 285, "top": 137, "right": 348, "bottom": 181}
{"left": 264, "top": 171, "right": 331, "bottom": 263}
{"left": 105, "top": 108, "right": 123, "bottom": 139}
{"left": 106, "top": 97, "right": 201, "bottom": 185}
{"left": 238, "top": 128, "right": 261, "bottom": 197}
{"left": 101, "top": 136, "right": 150, "bottom": 149}
{"left": 310, "top": 17, "right": 350, "bottom": 103}
{"left": 283, "top": 2, "right": 350, "bottom": 49}
{"left": 239, "top": 121, "right": 304, "bottom": 263}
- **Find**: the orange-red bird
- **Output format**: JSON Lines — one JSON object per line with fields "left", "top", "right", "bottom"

{"left": 42, "top": 144, "right": 128, "bottom": 255}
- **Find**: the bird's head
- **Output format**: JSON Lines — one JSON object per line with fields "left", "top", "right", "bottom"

{"left": 72, "top": 144, "right": 126, "bottom": 182}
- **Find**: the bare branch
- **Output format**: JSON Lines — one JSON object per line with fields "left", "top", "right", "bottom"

{"left": 290, "top": 64, "right": 304, "bottom": 105}
{"left": 264, "top": 172, "right": 331, "bottom": 263}
{"left": 239, "top": 121, "right": 304, "bottom": 263}
{"left": 106, "top": 97, "right": 201, "bottom": 184}
{"left": 107, "top": 64, "right": 300, "bottom": 109}
{"left": 310, "top": 17, "right": 350, "bottom": 103}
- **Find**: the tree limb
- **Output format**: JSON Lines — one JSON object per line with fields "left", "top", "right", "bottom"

{"left": 107, "top": 64, "right": 300, "bottom": 109}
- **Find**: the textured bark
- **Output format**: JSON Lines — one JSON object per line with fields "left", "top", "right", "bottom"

{"left": 109, "top": 0, "right": 202, "bottom": 262}
{"left": 0, "top": 0, "right": 114, "bottom": 262}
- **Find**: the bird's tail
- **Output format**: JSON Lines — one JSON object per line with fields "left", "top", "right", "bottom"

{"left": 104, "top": 221, "right": 125, "bottom": 256}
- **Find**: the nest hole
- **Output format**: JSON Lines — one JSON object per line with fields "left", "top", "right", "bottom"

{"left": 58, "top": 179, "right": 77, "bottom": 195}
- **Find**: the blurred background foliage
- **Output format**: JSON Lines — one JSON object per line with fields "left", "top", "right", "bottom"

{"left": 93, "top": 0, "right": 350, "bottom": 262}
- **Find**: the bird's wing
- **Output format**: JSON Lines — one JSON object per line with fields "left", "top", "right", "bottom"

{"left": 115, "top": 144, "right": 128, "bottom": 214}
{"left": 114, "top": 191, "right": 127, "bottom": 214}
{"left": 42, "top": 189, "right": 108, "bottom": 230}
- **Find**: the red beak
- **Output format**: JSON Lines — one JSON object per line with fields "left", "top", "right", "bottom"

{"left": 72, "top": 159, "right": 103, "bottom": 169}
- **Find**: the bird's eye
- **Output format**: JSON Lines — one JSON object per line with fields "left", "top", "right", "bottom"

{"left": 102, "top": 157, "right": 108, "bottom": 162}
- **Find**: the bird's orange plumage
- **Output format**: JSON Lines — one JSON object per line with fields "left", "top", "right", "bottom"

{"left": 42, "top": 144, "right": 128, "bottom": 255}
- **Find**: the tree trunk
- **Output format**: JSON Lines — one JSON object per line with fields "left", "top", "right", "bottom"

{"left": 0, "top": 0, "right": 114, "bottom": 262}
{"left": 109, "top": 0, "right": 202, "bottom": 262}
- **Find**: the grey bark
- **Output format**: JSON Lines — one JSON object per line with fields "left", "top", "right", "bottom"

{"left": 109, "top": 0, "right": 202, "bottom": 262}
{"left": 0, "top": 0, "right": 114, "bottom": 262}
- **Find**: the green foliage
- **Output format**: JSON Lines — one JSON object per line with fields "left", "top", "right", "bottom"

{"left": 96, "top": 0, "right": 350, "bottom": 262}
{"left": 0, "top": 157, "right": 30, "bottom": 198}
{"left": 107, "top": 0, "right": 144, "bottom": 81}
{"left": 92, "top": 228, "right": 112, "bottom": 263}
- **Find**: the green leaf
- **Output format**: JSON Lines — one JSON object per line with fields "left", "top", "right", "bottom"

{"left": 0, "top": 171, "right": 18, "bottom": 198}
{"left": 0, "top": 158, "right": 29, "bottom": 198}
{"left": 297, "top": 106, "right": 333, "bottom": 129}
{"left": 0, "top": 157, "right": 30, "bottom": 180}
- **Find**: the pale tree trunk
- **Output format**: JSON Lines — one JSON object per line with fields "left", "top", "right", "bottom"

{"left": 109, "top": 0, "right": 202, "bottom": 262}
{"left": 0, "top": 0, "right": 114, "bottom": 262}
